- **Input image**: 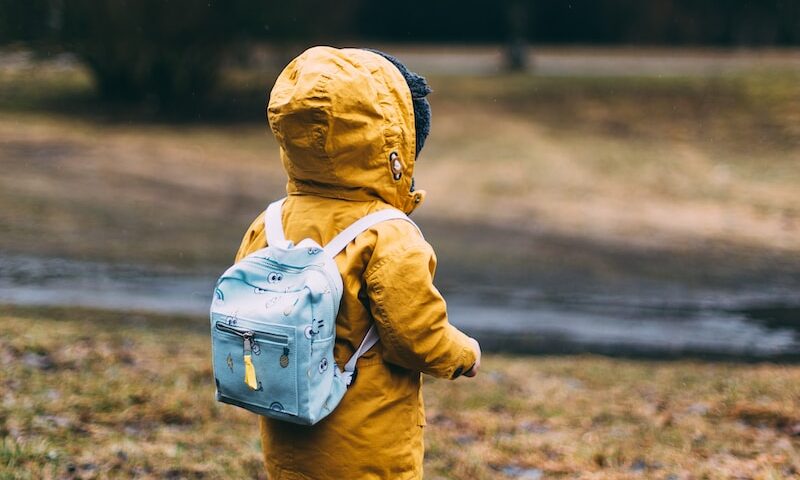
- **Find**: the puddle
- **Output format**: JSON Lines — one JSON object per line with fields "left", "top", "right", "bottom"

{"left": 0, "top": 255, "right": 211, "bottom": 315}
{"left": 447, "top": 294, "right": 799, "bottom": 359}
{"left": 1, "top": 254, "right": 797, "bottom": 359}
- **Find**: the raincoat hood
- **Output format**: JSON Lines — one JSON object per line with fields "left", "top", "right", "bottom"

{"left": 267, "top": 46, "right": 425, "bottom": 214}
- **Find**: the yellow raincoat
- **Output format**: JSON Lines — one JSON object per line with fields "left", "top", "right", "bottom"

{"left": 235, "top": 46, "right": 477, "bottom": 480}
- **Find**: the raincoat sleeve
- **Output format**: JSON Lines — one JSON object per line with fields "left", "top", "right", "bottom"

{"left": 365, "top": 224, "right": 478, "bottom": 379}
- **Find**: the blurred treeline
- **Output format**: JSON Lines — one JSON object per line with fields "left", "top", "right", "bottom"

{"left": 1, "top": 0, "right": 798, "bottom": 108}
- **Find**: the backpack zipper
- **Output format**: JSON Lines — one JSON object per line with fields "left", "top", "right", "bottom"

{"left": 215, "top": 322, "right": 289, "bottom": 345}
{"left": 253, "top": 257, "right": 306, "bottom": 273}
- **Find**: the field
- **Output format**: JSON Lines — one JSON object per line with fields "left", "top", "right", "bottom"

{"left": 2, "top": 50, "right": 800, "bottom": 479}
{"left": 1, "top": 52, "right": 800, "bottom": 276}
{"left": 1, "top": 306, "right": 799, "bottom": 479}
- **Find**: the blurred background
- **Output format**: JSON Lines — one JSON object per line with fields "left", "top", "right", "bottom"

{"left": 1, "top": 1, "right": 799, "bottom": 479}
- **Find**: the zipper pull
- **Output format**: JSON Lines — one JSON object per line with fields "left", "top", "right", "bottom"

{"left": 243, "top": 332, "right": 258, "bottom": 390}
{"left": 280, "top": 347, "right": 290, "bottom": 368}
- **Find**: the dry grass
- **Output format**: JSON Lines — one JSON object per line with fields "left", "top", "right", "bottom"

{"left": 2, "top": 54, "right": 798, "bottom": 480}
{"left": 0, "top": 306, "right": 265, "bottom": 480}
{"left": 1, "top": 306, "right": 799, "bottom": 479}
{"left": 420, "top": 72, "right": 800, "bottom": 254}
{"left": 2, "top": 63, "right": 800, "bottom": 272}
{"left": 0, "top": 112, "right": 283, "bottom": 268}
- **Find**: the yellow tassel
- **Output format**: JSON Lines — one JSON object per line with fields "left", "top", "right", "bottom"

{"left": 243, "top": 354, "right": 258, "bottom": 390}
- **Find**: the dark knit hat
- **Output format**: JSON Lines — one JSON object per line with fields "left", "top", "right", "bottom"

{"left": 363, "top": 49, "right": 432, "bottom": 158}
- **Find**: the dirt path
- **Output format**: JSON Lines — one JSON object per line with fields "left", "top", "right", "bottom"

{"left": 249, "top": 45, "right": 800, "bottom": 76}
{"left": 6, "top": 46, "right": 800, "bottom": 78}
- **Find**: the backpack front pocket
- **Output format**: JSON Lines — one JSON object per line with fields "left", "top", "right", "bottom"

{"left": 213, "top": 319, "right": 299, "bottom": 416}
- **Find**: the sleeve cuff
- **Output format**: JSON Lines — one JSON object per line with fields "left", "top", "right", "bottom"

{"left": 449, "top": 341, "right": 477, "bottom": 379}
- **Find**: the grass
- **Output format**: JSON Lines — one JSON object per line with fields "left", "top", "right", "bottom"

{"left": 1, "top": 306, "right": 799, "bottom": 479}
{"left": 2, "top": 56, "right": 800, "bottom": 276}
{"left": 421, "top": 71, "right": 800, "bottom": 253}
{"left": 2, "top": 52, "right": 799, "bottom": 479}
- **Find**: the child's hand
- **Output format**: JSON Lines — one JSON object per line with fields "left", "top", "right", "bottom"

{"left": 463, "top": 337, "right": 481, "bottom": 377}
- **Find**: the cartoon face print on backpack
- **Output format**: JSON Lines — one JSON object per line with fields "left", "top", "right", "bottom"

{"left": 267, "top": 272, "right": 284, "bottom": 283}
{"left": 318, "top": 357, "right": 329, "bottom": 374}
{"left": 304, "top": 317, "right": 326, "bottom": 338}
{"left": 312, "top": 317, "right": 325, "bottom": 335}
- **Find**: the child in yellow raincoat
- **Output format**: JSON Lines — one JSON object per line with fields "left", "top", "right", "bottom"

{"left": 235, "top": 46, "right": 481, "bottom": 480}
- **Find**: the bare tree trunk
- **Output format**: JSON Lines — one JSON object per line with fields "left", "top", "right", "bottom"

{"left": 505, "top": 0, "right": 529, "bottom": 72}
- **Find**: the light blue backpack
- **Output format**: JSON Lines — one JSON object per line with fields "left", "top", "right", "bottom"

{"left": 210, "top": 198, "right": 419, "bottom": 425}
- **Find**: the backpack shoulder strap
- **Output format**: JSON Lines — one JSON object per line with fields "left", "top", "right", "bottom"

{"left": 264, "top": 198, "right": 421, "bottom": 254}
{"left": 323, "top": 208, "right": 421, "bottom": 258}
{"left": 263, "top": 198, "right": 288, "bottom": 248}
{"left": 341, "top": 326, "right": 380, "bottom": 386}
{"left": 323, "top": 207, "right": 422, "bottom": 387}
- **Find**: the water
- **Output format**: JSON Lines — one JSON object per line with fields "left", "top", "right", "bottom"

{"left": 0, "top": 255, "right": 211, "bottom": 314}
{"left": 447, "top": 293, "right": 799, "bottom": 359}
{"left": 1, "top": 254, "right": 798, "bottom": 359}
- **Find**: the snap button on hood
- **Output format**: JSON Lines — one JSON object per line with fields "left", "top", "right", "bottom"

{"left": 390, "top": 152, "right": 403, "bottom": 181}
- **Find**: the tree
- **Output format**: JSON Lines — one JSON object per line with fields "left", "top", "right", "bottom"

{"left": 58, "top": 0, "right": 235, "bottom": 108}
{"left": 505, "top": 0, "right": 530, "bottom": 72}
{"left": 0, "top": 0, "right": 363, "bottom": 110}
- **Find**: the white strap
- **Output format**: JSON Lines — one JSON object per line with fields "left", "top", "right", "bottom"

{"left": 323, "top": 208, "right": 421, "bottom": 257}
{"left": 264, "top": 198, "right": 288, "bottom": 248}
{"left": 332, "top": 209, "right": 420, "bottom": 386}
{"left": 340, "top": 325, "right": 379, "bottom": 386}
{"left": 264, "top": 198, "right": 421, "bottom": 255}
